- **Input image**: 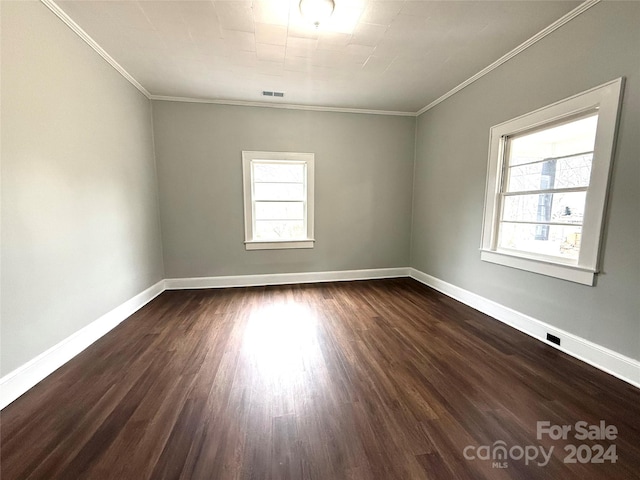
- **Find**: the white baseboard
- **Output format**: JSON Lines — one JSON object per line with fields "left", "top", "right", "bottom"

{"left": 409, "top": 268, "right": 640, "bottom": 389}
{"left": 0, "top": 280, "right": 166, "bottom": 410}
{"left": 0, "top": 268, "right": 408, "bottom": 409}
{"left": 165, "top": 267, "right": 411, "bottom": 290}
{"left": 3, "top": 266, "right": 637, "bottom": 410}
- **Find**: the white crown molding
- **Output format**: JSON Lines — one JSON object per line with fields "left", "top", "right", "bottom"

{"left": 149, "top": 95, "right": 416, "bottom": 117}
{"left": 41, "top": 0, "right": 151, "bottom": 99}
{"left": 164, "top": 267, "right": 411, "bottom": 290}
{"left": 415, "top": 0, "right": 602, "bottom": 116}
{"left": 43, "top": 0, "right": 598, "bottom": 117}
{"left": 409, "top": 268, "right": 640, "bottom": 389}
{"left": 40, "top": 0, "right": 412, "bottom": 116}
{"left": 0, "top": 280, "right": 165, "bottom": 410}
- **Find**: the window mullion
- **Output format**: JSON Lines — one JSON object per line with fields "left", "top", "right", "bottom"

{"left": 502, "top": 186, "right": 588, "bottom": 196}
{"left": 500, "top": 220, "right": 584, "bottom": 227}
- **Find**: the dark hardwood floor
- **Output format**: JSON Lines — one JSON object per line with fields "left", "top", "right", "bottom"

{"left": 2, "top": 278, "right": 639, "bottom": 479}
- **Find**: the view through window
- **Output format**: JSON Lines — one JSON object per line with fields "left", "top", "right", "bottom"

{"left": 252, "top": 161, "right": 307, "bottom": 241}
{"left": 242, "top": 151, "right": 315, "bottom": 250}
{"left": 498, "top": 114, "right": 598, "bottom": 261}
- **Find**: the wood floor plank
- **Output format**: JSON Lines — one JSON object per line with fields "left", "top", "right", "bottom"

{"left": 2, "top": 279, "right": 639, "bottom": 479}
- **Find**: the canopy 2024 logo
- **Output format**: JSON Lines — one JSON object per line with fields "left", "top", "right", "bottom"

{"left": 463, "top": 421, "right": 618, "bottom": 469}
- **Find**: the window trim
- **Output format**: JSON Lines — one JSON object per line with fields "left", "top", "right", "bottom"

{"left": 480, "top": 78, "right": 624, "bottom": 285}
{"left": 242, "top": 151, "right": 315, "bottom": 250}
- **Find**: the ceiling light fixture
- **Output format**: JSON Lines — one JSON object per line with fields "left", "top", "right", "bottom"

{"left": 299, "top": 0, "right": 335, "bottom": 28}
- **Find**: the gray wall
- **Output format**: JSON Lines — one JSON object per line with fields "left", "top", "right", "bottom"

{"left": 3, "top": 0, "right": 637, "bottom": 379}
{"left": 411, "top": 2, "right": 640, "bottom": 361}
{"left": 152, "top": 102, "right": 415, "bottom": 278}
{"left": 1, "top": 2, "right": 164, "bottom": 375}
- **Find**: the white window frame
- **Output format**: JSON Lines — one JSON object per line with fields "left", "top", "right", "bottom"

{"left": 480, "top": 78, "right": 624, "bottom": 286}
{"left": 242, "top": 151, "right": 315, "bottom": 250}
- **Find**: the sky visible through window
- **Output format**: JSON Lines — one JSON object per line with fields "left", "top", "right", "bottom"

{"left": 498, "top": 114, "right": 598, "bottom": 260}
{"left": 253, "top": 162, "right": 306, "bottom": 241}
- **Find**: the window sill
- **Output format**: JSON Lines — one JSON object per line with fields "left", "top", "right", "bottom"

{"left": 245, "top": 239, "right": 315, "bottom": 251}
{"left": 480, "top": 250, "right": 595, "bottom": 286}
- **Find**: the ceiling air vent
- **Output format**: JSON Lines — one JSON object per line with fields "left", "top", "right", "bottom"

{"left": 262, "top": 90, "right": 284, "bottom": 97}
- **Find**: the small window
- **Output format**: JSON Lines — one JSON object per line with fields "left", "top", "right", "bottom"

{"left": 480, "top": 78, "right": 624, "bottom": 285}
{"left": 242, "top": 151, "right": 315, "bottom": 250}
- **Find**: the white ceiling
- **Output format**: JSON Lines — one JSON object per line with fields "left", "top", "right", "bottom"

{"left": 55, "top": 0, "right": 582, "bottom": 113}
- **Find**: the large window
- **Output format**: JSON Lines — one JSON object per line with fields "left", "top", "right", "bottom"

{"left": 242, "top": 151, "right": 315, "bottom": 250}
{"left": 480, "top": 78, "right": 623, "bottom": 285}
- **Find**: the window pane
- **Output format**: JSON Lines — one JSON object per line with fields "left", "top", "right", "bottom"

{"left": 506, "top": 154, "right": 593, "bottom": 192}
{"left": 253, "top": 163, "right": 304, "bottom": 183}
{"left": 255, "top": 201, "right": 304, "bottom": 220}
{"left": 502, "top": 191, "right": 586, "bottom": 224}
{"left": 498, "top": 223, "right": 582, "bottom": 260}
{"left": 507, "top": 114, "right": 598, "bottom": 167}
{"left": 255, "top": 220, "right": 305, "bottom": 240}
{"left": 254, "top": 183, "right": 304, "bottom": 201}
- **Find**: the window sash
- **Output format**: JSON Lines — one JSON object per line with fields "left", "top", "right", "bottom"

{"left": 496, "top": 113, "right": 598, "bottom": 262}
{"left": 251, "top": 161, "right": 308, "bottom": 241}
{"left": 496, "top": 160, "right": 588, "bottom": 263}
{"left": 242, "top": 151, "right": 315, "bottom": 250}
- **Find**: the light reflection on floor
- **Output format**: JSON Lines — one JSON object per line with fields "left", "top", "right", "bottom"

{"left": 241, "top": 302, "right": 319, "bottom": 383}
